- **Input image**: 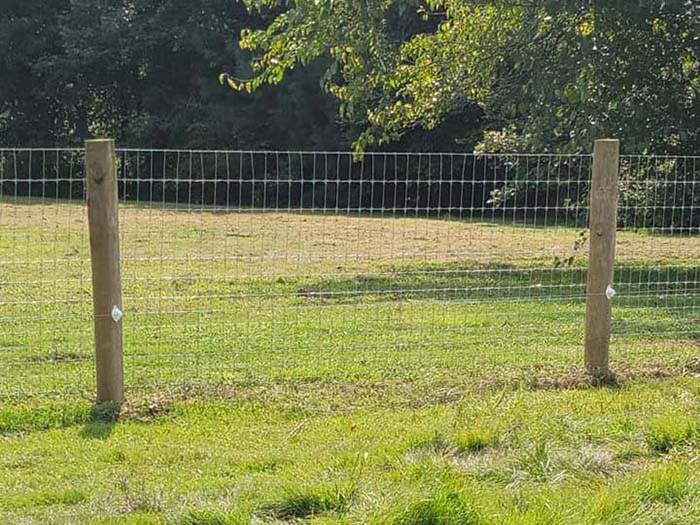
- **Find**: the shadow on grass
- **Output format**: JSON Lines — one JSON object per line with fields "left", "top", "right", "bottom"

{"left": 79, "top": 402, "right": 120, "bottom": 440}
{"left": 296, "top": 260, "right": 699, "bottom": 315}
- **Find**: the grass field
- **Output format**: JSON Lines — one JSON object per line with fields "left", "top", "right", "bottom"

{"left": 1, "top": 198, "right": 699, "bottom": 524}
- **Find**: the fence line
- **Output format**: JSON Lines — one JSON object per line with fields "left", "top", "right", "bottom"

{"left": 0, "top": 145, "right": 698, "bottom": 401}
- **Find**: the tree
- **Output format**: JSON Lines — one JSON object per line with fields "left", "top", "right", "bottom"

{"left": 232, "top": 0, "right": 700, "bottom": 154}
{"left": 0, "top": 0, "right": 347, "bottom": 150}
{"left": 0, "top": 0, "right": 72, "bottom": 145}
{"left": 485, "top": 1, "right": 700, "bottom": 154}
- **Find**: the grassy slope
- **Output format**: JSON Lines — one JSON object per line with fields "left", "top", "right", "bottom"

{"left": 0, "top": 200, "right": 699, "bottom": 524}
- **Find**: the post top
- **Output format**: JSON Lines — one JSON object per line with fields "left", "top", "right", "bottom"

{"left": 595, "top": 139, "right": 620, "bottom": 143}
{"left": 85, "top": 138, "right": 115, "bottom": 144}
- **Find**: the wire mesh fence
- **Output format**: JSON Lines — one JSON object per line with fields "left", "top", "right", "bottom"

{"left": 0, "top": 147, "right": 698, "bottom": 401}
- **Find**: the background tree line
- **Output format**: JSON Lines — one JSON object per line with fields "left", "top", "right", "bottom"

{"left": 0, "top": 0, "right": 350, "bottom": 149}
{"left": 3, "top": 0, "right": 698, "bottom": 154}
{"left": 0, "top": 0, "right": 476, "bottom": 151}
{"left": 1, "top": 0, "right": 698, "bottom": 228}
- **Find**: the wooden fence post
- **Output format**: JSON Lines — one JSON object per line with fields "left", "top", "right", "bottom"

{"left": 86, "top": 139, "right": 124, "bottom": 404}
{"left": 585, "top": 139, "right": 620, "bottom": 378}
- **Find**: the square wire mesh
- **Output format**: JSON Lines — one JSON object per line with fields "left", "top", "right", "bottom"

{"left": 0, "top": 148, "right": 697, "bottom": 400}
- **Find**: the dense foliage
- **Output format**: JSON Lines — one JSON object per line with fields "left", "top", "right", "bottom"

{"left": 1, "top": 0, "right": 698, "bottom": 228}
{"left": 224, "top": 0, "right": 700, "bottom": 228}
{"left": 0, "top": 0, "right": 346, "bottom": 149}
{"left": 235, "top": 0, "right": 700, "bottom": 154}
{"left": 4, "top": 0, "right": 697, "bottom": 155}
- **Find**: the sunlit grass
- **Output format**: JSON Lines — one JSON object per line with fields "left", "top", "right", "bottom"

{"left": 0, "top": 200, "right": 698, "bottom": 523}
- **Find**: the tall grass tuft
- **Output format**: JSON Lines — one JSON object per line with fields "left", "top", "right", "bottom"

{"left": 257, "top": 483, "right": 356, "bottom": 520}
{"left": 393, "top": 491, "right": 480, "bottom": 525}
{"left": 638, "top": 464, "right": 691, "bottom": 504}
{"left": 454, "top": 430, "right": 497, "bottom": 454}
{"left": 646, "top": 415, "right": 696, "bottom": 453}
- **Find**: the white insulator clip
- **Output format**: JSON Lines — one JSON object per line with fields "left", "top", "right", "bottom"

{"left": 605, "top": 285, "right": 616, "bottom": 301}
{"left": 111, "top": 305, "right": 123, "bottom": 323}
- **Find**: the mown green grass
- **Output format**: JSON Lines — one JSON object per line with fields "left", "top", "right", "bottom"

{"left": 0, "top": 200, "right": 699, "bottom": 523}
{"left": 3, "top": 381, "right": 700, "bottom": 524}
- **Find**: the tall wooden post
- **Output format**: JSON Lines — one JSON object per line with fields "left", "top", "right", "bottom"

{"left": 86, "top": 139, "right": 124, "bottom": 404}
{"left": 585, "top": 139, "right": 620, "bottom": 378}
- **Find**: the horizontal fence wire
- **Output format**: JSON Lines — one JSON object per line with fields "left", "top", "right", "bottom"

{"left": 0, "top": 148, "right": 698, "bottom": 400}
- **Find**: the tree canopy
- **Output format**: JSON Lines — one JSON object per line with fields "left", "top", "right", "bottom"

{"left": 1, "top": 0, "right": 698, "bottom": 154}
{"left": 231, "top": 0, "right": 700, "bottom": 153}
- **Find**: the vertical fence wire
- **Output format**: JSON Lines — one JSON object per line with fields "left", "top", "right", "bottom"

{"left": 0, "top": 148, "right": 94, "bottom": 399}
{"left": 614, "top": 155, "right": 700, "bottom": 363}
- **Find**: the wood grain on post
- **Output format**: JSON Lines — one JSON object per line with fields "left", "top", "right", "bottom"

{"left": 585, "top": 139, "right": 620, "bottom": 377}
{"left": 86, "top": 139, "right": 124, "bottom": 404}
